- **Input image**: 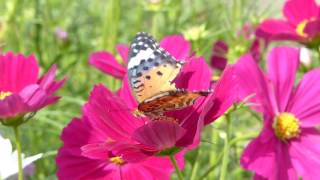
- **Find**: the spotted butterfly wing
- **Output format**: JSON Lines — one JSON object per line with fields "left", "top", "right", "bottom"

{"left": 127, "top": 32, "right": 209, "bottom": 118}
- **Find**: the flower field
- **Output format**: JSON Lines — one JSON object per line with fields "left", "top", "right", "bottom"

{"left": 1, "top": 0, "right": 320, "bottom": 179}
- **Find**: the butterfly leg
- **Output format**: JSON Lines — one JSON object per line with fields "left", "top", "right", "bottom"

{"left": 147, "top": 112, "right": 179, "bottom": 123}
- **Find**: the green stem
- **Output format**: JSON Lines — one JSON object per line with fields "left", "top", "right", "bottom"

{"left": 169, "top": 154, "right": 183, "bottom": 180}
{"left": 317, "top": 46, "right": 320, "bottom": 64}
{"left": 219, "top": 114, "right": 231, "bottom": 180}
{"left": 151, "top": 13, "right": 159, "bottom": 38}
{"left": 8, "top": 0, "right": 21, "bottom": 23}
{"left": 101, "top": 0, "right": 120, "bottom": 51}
{"left": 13, "top": 126, "right": 23, "bottom": 180}
{"left": 34, "top": 0, "right": 43, "bottom": 66}
{"left": 200, "top": 132, "right": 257, "bottom": 179}
{"left": 200, "top": 151, "right": 223, "bottom": 179}
{"left": 190, "top": 148, "right": 200, "bottom": 180}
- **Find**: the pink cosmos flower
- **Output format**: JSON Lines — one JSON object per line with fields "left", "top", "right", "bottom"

{"left": 210, "top": 40, "right": 229, "bottom": 71}
{"left": 55, "top": 27, "right": 68, "bottom": 41}
{"left": 120, "top": 56, "right": 237, "bottom": 150}
{"left": 89, "top": 35, "right": 191, "bottom": 79}
{"left": 210, "top": 39, "right": 261, "bottom": 71}
{"left": 56, "top": 85, "right": 184, "bottom": 180}
{"left": 56, "top": 62, "right": 236, "bottom": 179}
{"left": 235, "top": 46, "right": 320, "bottom": 179}
{"left": 256, "top": 0, "right": 320, "bottom": 47}
{"left": 90, "top": 33, "right": 237, "bottom": 151}
{"left": 0, "top": 52, "right": 65, "bottom": 124}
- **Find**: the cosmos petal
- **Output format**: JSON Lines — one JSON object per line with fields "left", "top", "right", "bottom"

{"left": 274, "top": 142, "right": 298, "bottom": 180}
{"left": 160, "top": 35, "right": 191, "bottom": 60}
{"left": 0, "top": 52, "right": 39, "bottom": 93}
{"left": 0, "top": 94, "right": 29, "bottom": 118}
{"left": 304, "top": 19, "right": 320, "bottom": 38}
{"left": 116, "top": 44, "right": 129, "bottom": 64}
{"left": 19, "top": 84, "right": 47, "bottom": 110}
{"left": 210, "top": 40, "right": 228, "bottom": 70}
{"left": 202, "top": 65, "right": 237, "bottom": 124}
{"left": 289, "top": 128, "right": 320, "bottom": 179}
{"left": 116, "top": 75, "right": 138, "bottom": 110}
{"left": 288, "top": 69, "right": 320, "bottom": 127}
{"left": 240, "top": 127, "right": 277, "bottom": 178}
{"left": 89, "top": 51, "right": 126, "bottom": 79}
{"left": 132, "top": 121, "right": 186, "bottom": 151}
{"left": 283, "top": 0, "right": 319, "bottom": 25}
{"left": 38, "top": 65, "right": 67, "bottom": 95}
{"left": 83, "top": 85, "right": 144, "bottom": 141}
{"left": 233, "top": 54, "right": 275, "bottom": 116}
{"left": 267, "top": 46, "right": 299, "bottom": 112}
{"left": 56, "top": 118, "right": 112, "bottom": 180}
{"left": 256, "top": 19, "right": 301, "bottom": 41}
{"left": 174, "top": 56, "right": 212, "bottom": 91}
{"left": 81, "top": 143, "right": 110, "bottom": 160}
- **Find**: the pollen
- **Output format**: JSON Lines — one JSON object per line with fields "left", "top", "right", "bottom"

{"left": 0, "top": 91, "right": 12, "bottom": 100}
{"left": 212, "top": 75, "right": 220, "bottom": 81}
{"left": 109, "top": 156, "right": 126, "bottom": 165}
{"left": 133, "top": 109, "right": 145, "bottom": 117}
{"left": 273, "top": 112, "right": 301, "bottom": 141}
{"left": 296, "top": 18, "right": 314, "bottom": 37}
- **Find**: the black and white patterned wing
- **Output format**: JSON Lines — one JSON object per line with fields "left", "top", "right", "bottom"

{"left": 127, "top": 32, "right": 184, "bottom": 103}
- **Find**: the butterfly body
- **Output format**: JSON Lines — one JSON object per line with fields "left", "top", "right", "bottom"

{"left": 128, "top": 32, "right": 209, "bottom": 120}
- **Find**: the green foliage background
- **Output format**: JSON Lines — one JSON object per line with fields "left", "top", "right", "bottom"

{"left": 0, "top": 0, "right": 283, "bottom": 179}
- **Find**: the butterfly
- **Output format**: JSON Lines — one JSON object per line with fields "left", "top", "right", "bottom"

{"left": 127, "top": 32, "right": 210, "bottom": 120}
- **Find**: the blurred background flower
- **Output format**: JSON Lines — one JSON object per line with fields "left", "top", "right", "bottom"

{"left": 256, "top": 0, "right": 320, "bottom": 48}
{"left": 0, "top": 52, "right": 66, "bottom": 126}
{"left": 54, "top": 27, "right": 69, "bottom": 42}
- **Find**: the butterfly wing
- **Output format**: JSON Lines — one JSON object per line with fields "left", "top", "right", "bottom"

{"left": 128, "top": 32, "right": 210, "bottom": 117}
{"left": 138, "top": 90, "right": 210, "bottom": 115}
{"left": 127, "top": 32, "right": 183, "bottom": 103}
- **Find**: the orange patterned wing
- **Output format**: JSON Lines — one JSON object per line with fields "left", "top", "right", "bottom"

{"left": 138, "top": 90, "right": 210, "bottom": 115}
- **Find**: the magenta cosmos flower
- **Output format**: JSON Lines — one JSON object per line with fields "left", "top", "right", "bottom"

{"left": 89, "top": 35, "right": 191, "bottom": 79}
{"left": 210, "top": 39, "right": 261, "bottom": 71}
{"left": 211, "top": 24, "right": 262, "bottom": 71}
{"left": 257, "top": 0, "right": 320, "bottom": 47}
{"left": 119, "top": 55, "right": 237, "bottom": 151}
{"left": 56, "top": 85, "right": 185, "bottom": 180}
{"left": 235, "top": 46, "right": 320, "bottom": 179}
{"left": 57, "top": 61, "right": 236, "bottom": 179}
{"left": 90, "top": 33, "right": 237, "bottom": 150}
{"left": 0, "top": 52, "right": 65, "bottom": 125}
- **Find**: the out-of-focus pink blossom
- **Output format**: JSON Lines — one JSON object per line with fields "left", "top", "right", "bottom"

{"left": 0, "top": 52, "right": 66, "bottom": 125}
{"left": 256, "top": 0, "right": 320, "bottom": 47}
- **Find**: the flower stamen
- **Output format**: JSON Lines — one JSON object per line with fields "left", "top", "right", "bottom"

{"left": 296, "top": 18, "right": 315, "bottom": 37}
{"left": 273, "top": 112, "right": 301, "bottom": 141}
{"left": 109, "top": 156, "right": 126, "bottom": 165}
{"left": 0, "top": 91, "right": 12, "bottom": 100}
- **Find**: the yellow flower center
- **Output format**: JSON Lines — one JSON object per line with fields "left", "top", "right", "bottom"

{"left": 273, "top": 113, "right": 301, "bottom": 141}
{"left": 296, "top": 18, "right": 315, "bottom": 37}
{"left": 212, "top": 75, "right": 220, "bottom": 81}
{"left": 109, "top": 156, "right": 125, "bottom": 165}
{"left": 0, "top": 91, "right": 12, "bottom": 100}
